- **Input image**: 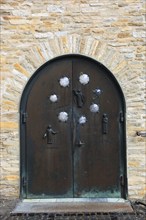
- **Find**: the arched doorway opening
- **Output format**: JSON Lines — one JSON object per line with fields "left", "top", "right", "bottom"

{"left": 20, "top": 54, "right": 127, "bottom": 199}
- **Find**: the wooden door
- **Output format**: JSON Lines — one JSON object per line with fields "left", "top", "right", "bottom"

{"left": 20, "top": 55, "right": 127, "bottom": 199}
{"left": 72, "top": 57, "right": 123, "bottom": 198}
{"left": 26, "top": 58, "right": 73, "bottom": 198}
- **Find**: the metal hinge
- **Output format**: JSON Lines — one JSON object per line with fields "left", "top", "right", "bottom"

{"left": 120, "top": 175, "right": 125, "bottom": 186}
{"left": 22, "top": 112, "right": 28, "bottom": 124}
{"left": 22, "top": 176, "right": 27, "bottom": 187}
{"left": 120, "top": 112, "right": 124, "bottom": 123}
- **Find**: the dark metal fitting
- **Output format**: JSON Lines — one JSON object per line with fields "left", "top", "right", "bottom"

{"left": 136, "top": 131, "right": 146, "bottom": 137}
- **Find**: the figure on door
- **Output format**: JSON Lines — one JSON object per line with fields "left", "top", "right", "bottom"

{"left": 73, "top": 89, "right": 85, "bottom": 108}
{"left": 43, "top": 125, "right": 57, "bottom": 144}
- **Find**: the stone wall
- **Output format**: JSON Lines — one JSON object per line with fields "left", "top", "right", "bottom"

{"left": 1, "top": 0, "right": 145, "bottom": 199}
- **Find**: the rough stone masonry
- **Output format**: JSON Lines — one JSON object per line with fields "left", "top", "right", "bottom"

{"left": 1, "top": 0, "right": 146, "bottom": 199}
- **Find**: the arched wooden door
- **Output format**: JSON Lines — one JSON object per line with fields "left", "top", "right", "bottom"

{"left": 20, "top": 55, "right": 127, "bottom": 199}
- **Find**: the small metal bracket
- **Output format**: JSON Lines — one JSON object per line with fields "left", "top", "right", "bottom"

{"left": 22, "top": 112, "right": 28, "bottom": 124}
{"left": 120, "top": 175, "right": 125, "bottom": 186}
{"left": 120, "top": 112, "right": 124, "bottom": 123}
{"left": 136, "top": 131, "right": 146, "bottom": 137}
{"left": 22, "top": 176, "right": 27, "bottom": 187}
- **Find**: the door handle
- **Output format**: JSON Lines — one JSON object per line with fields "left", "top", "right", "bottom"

{"left": 102, "top": 113, "right": 108, "bottom": 134}
{"left": 76, "top": 140, "right": 85, "bottom": 147}
{"left": 73, "top": 89, "right": 85, "bottom": 108}
{"left": 76, "top": 120, "right": 85, "bottom": 147}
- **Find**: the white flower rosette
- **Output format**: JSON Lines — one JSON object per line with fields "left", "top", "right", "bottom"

{"left": 90, "top": 103, "right": 99, "bottom": 113}
{"left": 59, "top": 76, "right": 70, "bottom": 87}
{"left": 79, "top": 73, "right": 89, "bottom": 85}
{"left": 58, "top": 112, "right": 68, "bottom": 122}
{"left": 49, "top": 94, "right": 58, "bottom": 103}
{"left": 79, "top": 116, "right": 87, "bottom": 124}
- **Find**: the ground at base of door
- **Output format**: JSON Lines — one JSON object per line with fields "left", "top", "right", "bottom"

{"left": 0, "top": 199, "right": 145, "bottom": 220}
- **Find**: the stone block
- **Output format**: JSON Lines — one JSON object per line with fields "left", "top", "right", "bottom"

{"left": 1, "top": 122, "right": 18, "bottom": 129}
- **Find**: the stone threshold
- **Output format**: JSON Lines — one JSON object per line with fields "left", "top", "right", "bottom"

{"left": 12, "top": 199, "right": 134, "bottom": 214}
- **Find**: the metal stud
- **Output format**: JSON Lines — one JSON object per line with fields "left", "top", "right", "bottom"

{"left": 90, "top": 103, "right": 99, "bottom": 113}
{"left": 93, "top": 88, "right": 102, "bottom": 96}
{"left": 49, "top": 94, "right": 58, "bottom": 103}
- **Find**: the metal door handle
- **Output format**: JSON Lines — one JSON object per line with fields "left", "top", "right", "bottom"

{"left": 73, "top": 89, "right": 85, "bottom": 108}
{"left": 76, "top": 140, "right": 85, "bottom": 147}
{"left": 102, "top": 113, "right": 108, "bottom": 134}
{"left": 76, "top": 121, "right": 85, "bottom": 147}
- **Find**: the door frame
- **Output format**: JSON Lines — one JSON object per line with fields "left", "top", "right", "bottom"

{"left": 20, "top": 54, "right": 127, "bottom": 199}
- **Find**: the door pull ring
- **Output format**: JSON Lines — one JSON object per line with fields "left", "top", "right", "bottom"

{"left": 43, "top": 125, "right": 57, "bottom": 144}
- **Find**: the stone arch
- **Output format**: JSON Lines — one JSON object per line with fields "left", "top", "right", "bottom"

{"left": 1, "top": 34, "right": 142, "bottom": 198}
{"left": 12, "top": 35, "right": 138, "bottom": 110}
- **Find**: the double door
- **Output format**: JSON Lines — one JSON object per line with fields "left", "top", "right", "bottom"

{"left": 22, "top": 56, "right": 126, "bottom": 198}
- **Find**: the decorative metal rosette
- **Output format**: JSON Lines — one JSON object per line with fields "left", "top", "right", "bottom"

{"left": 49, "top": 94, "right": 58, "bottom": 103}
{"left": 90, "top": 103, "right": 99, "bottom": 113}
{"left": 58, "top": 112, "right": 68, "bottom": 122}
{"left": 79, "top": 73, "right": 89, "bottom": 85}
{"left": 79, "top": 116, "right": 87, "bottom": 124}
{"left": 59, "top": 76, "right": 70, "bottom": 87}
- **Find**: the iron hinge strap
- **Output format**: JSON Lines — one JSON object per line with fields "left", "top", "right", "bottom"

{"left": 22, "top": 112, "right": 28, "bottom": 124}
{"left": 120, "top": 175, "right": 125, "bottom": 186}
{"left": 22, "top": 176, "right": 27, "bottom": 187}
{"left": 120, "top": 112, "right": 124, "bottom": 123}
